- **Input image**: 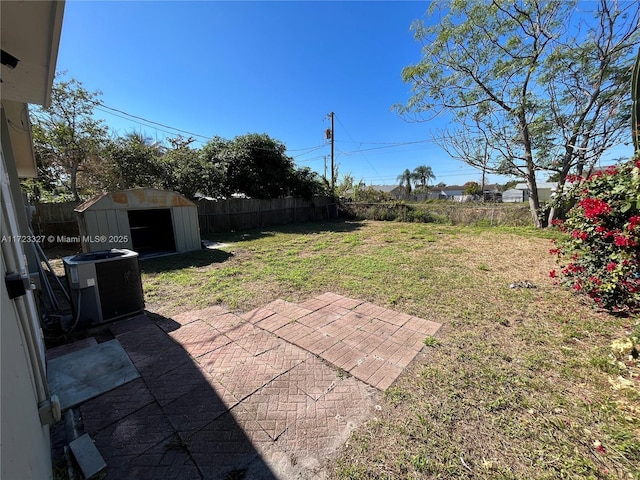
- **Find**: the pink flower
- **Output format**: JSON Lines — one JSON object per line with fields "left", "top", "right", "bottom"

{"left": 606, "top": 262, "right": 617, "bottom": 271}
{"left": 571, "top": 230, "right": 588, "bottom": 241}
{"left": 578, "top": 197, "right": 611, "bottom": 220}
{"left": 566, "top": 174, "right": 583, "bottom": 183}
{"left": 614, "top": 234, "right": 637, "bottom": 247}
{"left": 549, "top": 270, "right": 557, "bottom": 278}
{"left": 628, "top": 216, "right": 640, "bottom": 231}
{"left": 593, "top": 440, "right": 606, "bottom": 454}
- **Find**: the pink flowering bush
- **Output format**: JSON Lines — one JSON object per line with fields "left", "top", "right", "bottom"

{"left": 550, "top": 156, "right": 640, "bottom": 313}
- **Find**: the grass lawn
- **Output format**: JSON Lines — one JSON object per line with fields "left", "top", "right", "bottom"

{"left": 139, "top": 220, "right": 639, "bottom": 479}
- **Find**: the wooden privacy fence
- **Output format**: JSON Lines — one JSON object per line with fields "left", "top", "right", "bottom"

{"left": 32, "top": 197, "right": 337, "bottom": 237}
{"left": 198, "top": 196, "right": 335, "bottom": 233}
{"left": 31, "top": 201, "right": 80, "bottom": 237}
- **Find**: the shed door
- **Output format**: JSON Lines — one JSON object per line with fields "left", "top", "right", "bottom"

{"left": 127, "top": 209, "right": 176, "bottom": 256}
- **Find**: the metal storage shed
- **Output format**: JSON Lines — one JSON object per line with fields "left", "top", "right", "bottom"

{"left": 75, "top": 188, "right": 201, "bottom": 256}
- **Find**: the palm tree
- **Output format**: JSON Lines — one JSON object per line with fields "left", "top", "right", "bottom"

{"left": 396, "top": 169, "right": 412, "bottom": 197}
{"left": 411, "top": 165, "right": 436, "bottom": 191}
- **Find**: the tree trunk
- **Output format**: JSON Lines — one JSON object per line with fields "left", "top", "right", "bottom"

{"left": 525, "top": 173, "right": 541, "bottom": 228}
{"left": 546, "top": 141, "right": 579, "bottom": 226}
{"left": 70, "top": 160, "right": 80, "bottom": 202}
{"left": 520, "top": 114, "right": 541, "bottom": 227}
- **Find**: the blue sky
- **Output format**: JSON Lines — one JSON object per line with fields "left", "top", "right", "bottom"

{"left": 55, "top": 1, "right": 631, "bottom": 187}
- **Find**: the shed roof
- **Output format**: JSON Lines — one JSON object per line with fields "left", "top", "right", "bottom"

{"left": 75, "top": 188, "right": 196, "bottom": 212}
{"left": 502, "top": 188, "right": 524, "bottom": 196}
{"left": 515, "top": 182, "right": 558, "bottom": 191}
{"left": 369, "top": 185, "right": 403, "bottom": 193}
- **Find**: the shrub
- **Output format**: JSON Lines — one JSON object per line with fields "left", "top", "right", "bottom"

{"left": 405, "top": 205, "right": 447, "bottom": 223}
{"left": 550, "top": 156, "right": 640, "bottom": 313}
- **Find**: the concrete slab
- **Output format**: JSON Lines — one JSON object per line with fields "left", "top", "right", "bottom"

{"left": 47, "top": 339, "right": 139, "bottom": 410}
{"left": 46, "top": 337, "right": 98, "bottom": 361}
{"left": 68, "top": 434, "right": 106, "bottom": 480}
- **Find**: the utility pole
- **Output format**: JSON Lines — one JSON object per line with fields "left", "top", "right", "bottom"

{"left": 323, "top": 156, "right": 327, "bottom": 182}
{"left": 326, "top": 112, "right": 335, "bottom": 196}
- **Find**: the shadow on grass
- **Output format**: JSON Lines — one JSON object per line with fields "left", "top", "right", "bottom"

{"left": 204, "top": 219, "right": 365, "bottom": 244}
{"left": 140, "top": 248, "right": 234, "bottom": 274}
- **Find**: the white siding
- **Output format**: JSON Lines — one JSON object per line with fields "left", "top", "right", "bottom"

{"left": 502, "top": 189, "right": 524, "bottom": 203}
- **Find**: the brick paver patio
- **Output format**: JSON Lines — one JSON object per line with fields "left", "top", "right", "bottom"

{"left": 72, "top": 293, "right": 441, "bottom": 479}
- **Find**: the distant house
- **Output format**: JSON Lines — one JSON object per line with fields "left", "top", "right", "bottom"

{"left": 482, "top": 184, "right": 502, "bottom": 202}
{"left": 370, "top": 185, "right": 405, "bottom": 199}
{"left": 438, "top": 186, "right": 481, "bottom": 202}
{"left": 438, "top": 186, "right": 464, "bottom": 200}
{"left": 514, "top": 182, "right": 558, "bottom": 202}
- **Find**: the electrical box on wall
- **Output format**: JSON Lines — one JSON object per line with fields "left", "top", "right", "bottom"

{"left": 63, "top": 249, "right": 144, "bottom": 328}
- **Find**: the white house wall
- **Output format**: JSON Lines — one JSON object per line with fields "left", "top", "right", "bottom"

{"left": 1, "top": 131, "right": 52, "bottom": 480}
{"left": 2, "top": 3, "right": 64, "bottom": 479}
{"left": 1, "top": 257, "right": 52, "bottom": 480}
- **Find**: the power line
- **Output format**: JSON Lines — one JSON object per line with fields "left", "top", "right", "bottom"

{"left": 88, "top": 99, "right": 498, "bottom": 177}
{"left": 91, "top": 100, "right": 212, "bottom": 140}
{"left": 353, "top": 139, "right": 432, "bottom": 146}
{"left": 92, "top": 106, "right": 193, "bottom": 140}
{"left": 287, "top": 144, "right": 326, "bottom": 153}
{"left": 92, "top": 100, "right": 331, "bottom": 155}
{"left": 334, "top": 114, "right": 381, "bottom": 178}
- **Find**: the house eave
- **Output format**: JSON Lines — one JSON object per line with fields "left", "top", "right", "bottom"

{"left": 1, "top": 1, "right": 65, "bottom": 108}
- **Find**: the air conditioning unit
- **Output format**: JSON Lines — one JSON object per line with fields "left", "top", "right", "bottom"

{"left": 63, "top": 249, "right": 144, "bottom": 328}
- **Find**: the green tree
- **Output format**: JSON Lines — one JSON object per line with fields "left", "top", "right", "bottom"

{"left": 198, "top": 136, "right": 233, "bottom": 199}
{"left": 160, "top": 135, "right": 220, "bottom": 199}
{"left": 542, "top": 2, "right": 638, "bottom": 223}
{"left": 463, "top": 181, "right": 481, "bottom": 195}
{"left": 354, "top": 186, "right": 394, "bottom": 203}
{"left": 396, "top": 169, "right": 413, "bottom": 197}
{"left": 396, "top": 0, "right": 639, "bottom": 227}
{"left": 200, "top": 133, "right": 312, "bottom": 199}
{"left": 104, "top": 132, "right": 167, "bottom": 191}
{"left": 288, "top": 167, "right": 328, "bottom": 199}
{"left": 501, "top": 180, "right": 520, "bottom": 192}
{"left": 223, "top": 133, "right": 295, "bottom": 198}
{"left": 411, "top": 165, "right": 435, "bottom": 191}
{"left": 30, "top": 77, "right": 109, "bottom": 201}
{"left": 632, "top": 48, "right": 640, "bottom": 153}
{"left": 335, "top": 172, "right": 355, "bottom": 198}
